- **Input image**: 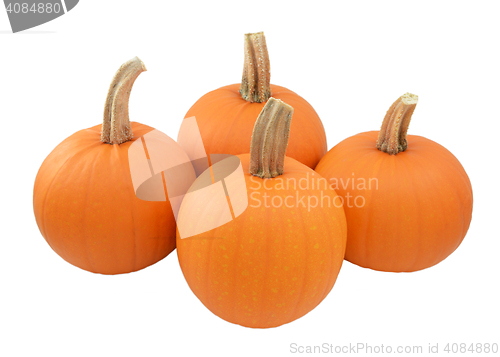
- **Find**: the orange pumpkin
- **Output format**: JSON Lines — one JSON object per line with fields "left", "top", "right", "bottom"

{"left": 315, "top": 93, "right": 473, "bottom": 272}
{"left": 176, "top": 98, "right": 347, "bottom": 328}
{"left": 33, "top": 57, "right": 194, "bottom": 274}
{"left": 183, "top": 32, "right": 327, "bottom": 169}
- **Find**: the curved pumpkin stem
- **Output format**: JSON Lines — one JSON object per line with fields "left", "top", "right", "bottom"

{"left": 376, "top": 93, "right": 418, "bottom": 155}
{"left": 239, "top": 32, "right": 271, "bottom": 103}
{"left": 101, "top": 57, "right": 147, "bottom": 145}
{"left": 249, "top": 98, "right": 293, "bottom": 178}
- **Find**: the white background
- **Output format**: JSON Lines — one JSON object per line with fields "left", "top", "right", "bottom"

{"left": 1, "top": 1, "right": 499, "bottom": 356}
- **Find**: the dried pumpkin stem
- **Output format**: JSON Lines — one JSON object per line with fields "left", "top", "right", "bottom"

{"left": 249, "top": 98, "right": 293, "bottom": 178}
{"left": 376, "top": 93, "right": 419, "bottom": 155}
{"left": 239, "top": 32, "right": 271, "bottom": 103}
{"left": 101, "top": 57, "right": 146, "bottom": 145}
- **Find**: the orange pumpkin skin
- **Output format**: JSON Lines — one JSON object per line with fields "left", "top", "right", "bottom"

{"left": 33, "top": 122, "right": 177, "bottom": 274}
{"left": 315, "top": 131, "right": 473, "bottom": 272}
{"left": 176, "top": 155, "right": 347, "bottom": 328}
{"left": 185, "top": 84, "right": 327, "bottom": 169}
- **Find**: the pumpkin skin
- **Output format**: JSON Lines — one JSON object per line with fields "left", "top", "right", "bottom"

{"left": 33, "top": 122, "right": 188, "bottom": 274}
{"left": 185, "top": 84, "right": 327, "bottom": 170}
{"left": 176, "top": 154, "right": 347, "bottom": 328}
{"left": 315, "top": 131, "right": 473, "bottom": 272}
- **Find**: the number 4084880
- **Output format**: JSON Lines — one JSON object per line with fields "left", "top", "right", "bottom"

{"left": 444, "top": 343, "right": 498, "bottom": 354}
{"left": 6, "top": 2, "right": 62, "bottom": 14}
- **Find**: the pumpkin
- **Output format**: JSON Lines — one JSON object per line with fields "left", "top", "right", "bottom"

{"left": 183, "top": 32, "right": 327, "bottom": 169}
{"left": 33, "top": 57, "right": 195, "bottom": 274}
{"left": 176, "top": 98, "right": 347, "bottom": 328}
{"left": 315, "top": 93, "right": 473, "bottom": 272}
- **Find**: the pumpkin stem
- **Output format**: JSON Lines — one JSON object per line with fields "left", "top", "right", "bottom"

{"left": 239, "top": 32, "right": 271, "bottom": 103}
{"left": 101, "top": 57, "right": 147, "bottom": 145}
{"left": 376, "top": 93, "right": 419, "bottom": 155}
{"left": 249, "top": 98, "right": 293, "bottom": 178}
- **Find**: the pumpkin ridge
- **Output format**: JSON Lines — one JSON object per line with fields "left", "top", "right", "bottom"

{"left": 289, "top": 205, "right": 310, "bottom": 322}
{"left": 398, "top": 151, "right": 424, "bottom": 272}
{"left": 403, "top": 145, "right": 466, "bottom": 271}
{"left": 180, "top": 188, "right": 231, "bottom": 310}
{"left": 316, "top": 198, "right": 336, "bottom": 303}
{"left": 362, "top": 152, "right": 386, "bottom": 268}
{"left": 275, "top": 201, "right": 294, "bottom": 323}
{"left": 194, "top": 95, "right": 247, "bottom": 156}
{"left": 41, "top": 142, "right": 100, "bottom": 264}
{"left": 410, "top": 141, "right": 472, "bottom": 267}
{"left": 218, "top": 100, "right": 253, "bottom": 155}
{"left": 259, "top": 205, "right": 273, "bottom": 327}
{"left": 359, "top": 151, "right": 382, "bottom": 267}
{"left": 80, "top": 143, "right": 109, "bottom": 272}
{"left": 118, "top": 147, "right": 139, "bottom": 272}
{"left": 428, "top": 152, "right": 469, "bottom": 266}
{"left": 196, "top": 217, "right": 213, "bottom": 307}
{"left": 36, "top": 149, "right": 75, "bottom": 242}
{"left": 410, "top": 137, "right": 473, "bottom": 198}
{"left": 229, "top": 225, "right": 242, "bottom": 323}
{"left": 420, "top": 154, "right": 455, "bottom": 269}
{"left": 205, "top": 229, "right": 216, "bottom": 317}
{"left": 406, "top": 149, "right": 435, "bottom": 270}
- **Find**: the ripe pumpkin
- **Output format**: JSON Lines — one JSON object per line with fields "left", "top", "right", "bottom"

{"left": 315, "top": 93, "right": 473, "bottom": 272}
{"left": 33, "top": 57, "right": 194, "bottom": 274}
{"left": 183, "top": 32, "right": 327, "bottom": 169}
{"left": 176, "top": 98, "right": 347, "bottom": 328}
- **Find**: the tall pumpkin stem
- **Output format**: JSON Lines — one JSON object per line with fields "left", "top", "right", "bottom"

{"left": 249, "top": 98, "right": 293, "bottom": 178}
{"left": 240, "top": 32, "right": 271, "bottom": 103}
{"left": 101, "top": 57, "right": 147, "bottom": 145}
{"left": 376, "top": 93, "right": 419, "bottom": 155}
